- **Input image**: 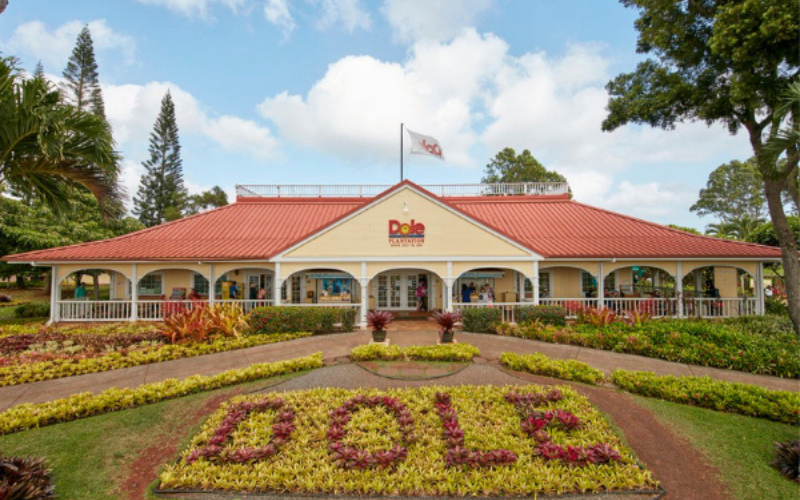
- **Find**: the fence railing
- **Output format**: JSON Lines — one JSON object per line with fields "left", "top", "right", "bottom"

{"left": 235, "top": 182, "right": 570, "bottom": 198}
{"left": 58, "top": 300, "right": 132, "bottom": 321}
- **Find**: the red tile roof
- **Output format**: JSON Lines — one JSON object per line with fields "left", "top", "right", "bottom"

{"left": 2, "top": 181, "right": 784, "bottom": 262}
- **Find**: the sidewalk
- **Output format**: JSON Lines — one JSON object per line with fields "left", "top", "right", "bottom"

{"left": 0, "top": 328, "right": 796, "bottom": 411}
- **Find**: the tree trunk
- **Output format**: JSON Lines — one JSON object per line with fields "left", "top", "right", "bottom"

{"left": 92, "top": 274, "right": 100, "bottom": 301}
{"left": 45, "top": 269, "right": 52, "bottom": 296}
{"left": 764, "top": 180, "right": 800, "bottom": 335}
{"left": 15, "top": 274, "right": 27, "bottom": 289}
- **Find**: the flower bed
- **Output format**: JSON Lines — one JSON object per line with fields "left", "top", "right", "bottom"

{"left": 512, "top": 320, "right": 799, "bottom": 378}
{"left": 349, "top": 343, "right": 479, "bottom": 362}
{"left": 0, "top": 353, "right": 323, "bottom": 436}
{"left": 0, "top": 329, "right": 311, "bottom": 387}
{"left": 500, "top": 352, "right": 605, "bottom": 385}
{"left": 159, "top": 385, "right": 657, "bottom": 496}
{"left": 611, "top": 370, "right": 800, "bottom": 424}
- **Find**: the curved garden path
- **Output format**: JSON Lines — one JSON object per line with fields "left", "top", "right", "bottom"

{"left": 1, "top": 322, "right": 797, "bottom": 412}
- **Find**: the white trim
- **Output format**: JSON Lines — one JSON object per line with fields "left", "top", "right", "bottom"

{"left": 276, "top": 256, "right": 538, "bottom": 263}
{"left": 272, "top": 184, "right": 543, "bottom": 260}
{"left": 676, "top": 261, "right": 683, "bottom": 317}
{"left": 130, "top": 264, "right": 138, "bottom": 322}
{"left": 49, "top": 265, "right": 59, "bottom": 324}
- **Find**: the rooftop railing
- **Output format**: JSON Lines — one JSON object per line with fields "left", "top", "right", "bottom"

{"left": 236, "top": 182, "right": 570, "bottom": 198}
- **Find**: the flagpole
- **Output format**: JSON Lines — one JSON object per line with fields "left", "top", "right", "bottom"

{"left": 400, "top": 123, "right": 404, "bottom": 181}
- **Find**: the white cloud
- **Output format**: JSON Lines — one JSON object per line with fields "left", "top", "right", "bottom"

{"left": 312, "top": 0, "right": 371, "bottom": 32}
{"left": 263, "top": 0, "right": 295, "bottom": 37}
{"left": 382, "top": 0, "right": 493, "bottom": 43}
{"left": 258, "top": 29, "right": 506, "bottom": 167}
{"left": 601, "top": 181, "right": 697, "bottom": 219}
{"left": 104, "top": 81, "right": 278, "bottom": 162}
{"left": 120, "top": 160, "right": 146, "bottom": 209}
{"left": 0, "top": 19, "right": 136, "bottom": 69}
{"left": 134, "top": 0, "right": 247, "bottom": 19}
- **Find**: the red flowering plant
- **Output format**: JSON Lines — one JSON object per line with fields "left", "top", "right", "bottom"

{"left": 434, "top": 392, "right": 518, "bottom": 468}
{"left": 185, "top": 397, "right": 295, "bottom": 464}
{"left": 327, "top": 394, "right": 415, "bottom": 470}
{"left": 505, "top": 391, "right": 622, "bottom": 467}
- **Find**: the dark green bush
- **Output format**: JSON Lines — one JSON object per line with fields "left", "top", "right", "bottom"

{"left": 249, "top": 306, "right": 356, "bottom": 335}
{"left": 461, "top": 307, "right": 501, "bottom": 333}
{"left": 612, "top": 369, "right": 800, "bottom": 424}
{"left": 723, "top": 315, "right": 794, "bottom": 339}
{"left": 0, "top": 317, "right": 48, "bottom": 326}
{"left": 765, "top": 296, "right": 789, "bottom": 317}
{"left": 14, "top": 302, "right": 50, "bottom": 319}
{"left": 772, "top": 439, "right": 800, "bottom": 483}
{"left": 517, "top": 305, "right": 566, "bottom": 326}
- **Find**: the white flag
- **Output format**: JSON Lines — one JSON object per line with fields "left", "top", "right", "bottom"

{"left": 406, "top": 128, "right": 444, "bottom": 160}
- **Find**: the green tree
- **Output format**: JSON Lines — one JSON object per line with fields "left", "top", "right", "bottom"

{"left": 186, "top": 186, "right": 228, "bottom": 215}
{"left": 602, "top": 0, "right": 800, "bottom": 333}
{"left": 691, "top": 158, "right": 766, "bottom": 228}
{"left": 482, "top": 148, "right": 567, "bottom": 184}
{"left": 133, "top": 91, "right": 187, "bottom": 227}
{"left": 0, "top": 56, "right": 121, "bottom": 217}
{"left": 32, "top": 61, "right": 45, "bottom": 81}
{"left": 0, "top": 191, "right": 143, "bottom": 290}
{"left": 61, "top": 26, "right": 105, "bottom": 117}
{"left": 667, "top": 224, "right": 702, "bottom": 235}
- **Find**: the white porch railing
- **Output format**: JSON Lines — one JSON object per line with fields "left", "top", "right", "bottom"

{"left": 58, "top": 300, "right": 132, "bottom": 321}
{"left": 453, "top": 297, "right": 759, "bottom": 322}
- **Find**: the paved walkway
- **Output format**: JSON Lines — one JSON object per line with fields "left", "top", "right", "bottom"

{"left": 1, "top": 326, "right": 797, "bottom": 411}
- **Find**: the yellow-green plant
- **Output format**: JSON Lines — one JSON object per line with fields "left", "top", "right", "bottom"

{"left": 350, "top": 343, "right": 479, "bottom": 362}
{"left": 0, "top": 353, "right": 323, "bottom": 435}
{"left": 500, "top": 352, "right": 605, "bottom": 385}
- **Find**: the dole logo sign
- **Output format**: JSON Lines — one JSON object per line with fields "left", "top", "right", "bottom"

{"left": 388, "top": 219, "right": 425, "bottom": 247}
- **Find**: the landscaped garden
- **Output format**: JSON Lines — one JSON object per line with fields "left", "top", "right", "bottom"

{"left": 463, "top": 307, "right": 799, "bottom": 378}
{"left": 158, "top": 384, "right": 658, "bottom": 496}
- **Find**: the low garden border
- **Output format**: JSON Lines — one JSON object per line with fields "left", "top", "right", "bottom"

{"left": 349, "top": 343, "right": 479, "bottom": 362}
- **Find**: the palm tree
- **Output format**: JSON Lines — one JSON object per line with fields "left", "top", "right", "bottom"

{"left": 0, "top": 56, "right": 122, "bottom": 216}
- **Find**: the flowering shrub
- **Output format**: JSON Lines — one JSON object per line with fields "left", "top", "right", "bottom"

{"left": 249, "top": 306, "right": 356, "bottom": 334}
{"left": 162, "top": 385, "right": 656, "bottom": 496}
{"left": 0, "top": 353, "right": 323, "bottom": 436}
{"left": 500, "top": 352, "right": 605, "bottom": 385}
{"left": 328, "top": 394, "right": 415, "bottom": 470}
{"left": 0, "top": 331, "right": 310, "bottom": 387}
{"left": 350, "top": 343, "right": 479, "bottom": 362}
{"left": 513, "top": 319, "right": 799, "bottom": 378}
{"left": 611, "top": 369, "right": 800, "bottom": 424}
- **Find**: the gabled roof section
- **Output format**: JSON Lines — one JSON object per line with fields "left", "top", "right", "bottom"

{"left": 273, "top": 180, "right": 541, "bottom": 259}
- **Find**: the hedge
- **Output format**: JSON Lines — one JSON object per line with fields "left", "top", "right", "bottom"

{"left": 500, "top": 352, "right": 605, "bottom": 385}
{"left": 249, "top": 306, "right": 356, "bottom": 335}
{"left": 14, "top": 302, "right": 50, "bottom": 318}
{"left": 517, "top": 305, "right": 567, "bottom": 326}
{"left": 0, "top": 353, "right": 324, "bottom": 436}
{"left": 611, "top": 369, "right": 800, "bottom": 424}
{"left": 461, "top": 307, "right": 501, "bottom": 333}
{"left": 350, "top": 343, "right": 480, "bottom": 362}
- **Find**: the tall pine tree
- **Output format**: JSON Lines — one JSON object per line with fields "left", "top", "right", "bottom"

{"left": 61, "top": 25, "right": 105, "bottom": 117}
{"left": 133, "top": 91, "right": 188, "bottom": 227}
{"left": 32, "top": 61, "right": 45, "bottom": 81}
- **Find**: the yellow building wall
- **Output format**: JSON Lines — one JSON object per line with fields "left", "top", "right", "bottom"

{"left": 285, "top": 188, "right": 531, "bottom": 259}
{"left": 543, "top": 267, "right": 582, "bottom": 298}
{"left": 714, "top": 267, "right": 739, "bottom": 298}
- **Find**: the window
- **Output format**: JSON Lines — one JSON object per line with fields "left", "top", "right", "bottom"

{"left": 193, "top": 273, "right": 209, "bottom": 296}
{"left": 523, "top": 274, "right": 550, "bottom": 299}
{"left": 581, "top": 272, "right": 616, "bottom": 293}
{"left": 138, "top": 273, "right": 163, "bottom": 295}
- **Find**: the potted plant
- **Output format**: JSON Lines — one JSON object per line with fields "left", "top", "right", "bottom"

{"left": 430, "top": 310, "right": 461, "bottom": 343}
{"left": 367, "top": 310, "right": 394, "bottom": 343}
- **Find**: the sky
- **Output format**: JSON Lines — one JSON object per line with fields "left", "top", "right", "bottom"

{"left": 0, "top": 0, "right": 754, "bottom": 229}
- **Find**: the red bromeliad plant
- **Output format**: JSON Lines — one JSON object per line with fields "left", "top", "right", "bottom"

{"left": 327, "top": 394, "right": 415, "bottom": 470}
{"left": 429, "top": 311, "right": 461, "bottom": 334}
{"left": 576, "top": 307, "right": 618, "bottom": 327}
{"left": 505, "top": 391, "right": 622, "bottom": 467}
{"left": 367, "top": 310, "right": 394, "bottom": 333}
{"left": 161, "top": 306, "right": 211, "bottom": 344}
{"left": 185, "top": 398, "right": 295, "bottom": 464}
{"left": 434, "top": 392, "right": 518, "bottom": 468}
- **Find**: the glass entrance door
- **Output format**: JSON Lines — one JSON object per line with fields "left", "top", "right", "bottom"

{"left": 375, "top": 272, "right": 428, "bottom": 310}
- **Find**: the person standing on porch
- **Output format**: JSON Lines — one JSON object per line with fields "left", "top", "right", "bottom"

{"left": 75, "top": 282, "right": 86, "bottom": 299}
{"left": 461, "top": 284, "right": 471, "bottom": 303}
{"left": 416, "top": 280, "right": 427, "bottom": 311}
{"left": 229, "top": 281, "right": 239, "bottom": 299}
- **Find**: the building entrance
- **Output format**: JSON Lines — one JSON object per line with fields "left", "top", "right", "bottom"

{"left": 375, "top": 271, "right": 431, "bottom": 311}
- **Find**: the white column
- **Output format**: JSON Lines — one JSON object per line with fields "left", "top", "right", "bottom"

{"left": 130, "top": 264, "right": 138, "bottom": 322}
{"left": 208, "top": 264, "right": 216, "bottom": 306}
{"left": 446, "top": 261, "right": 453, "bottom": 312}
{"left": 532, "top": 261, "right": 540, "bottom": 305}
{"left": 676, "top": 261, "right": 683, "bottom": 318}
{"left": 49, "top": 265, "right": 59, "bottom": 324}
{"left": 273, "top": 262, "right": 282, "bottom": 306}
{"left": 757, "top": 262, "right": 765, "bottom": 316}
{"left": 360, "top": 262, "right": 368, "bottom": 327}
{"left": 597, "top": 262, "right": 605, "bottom": 309}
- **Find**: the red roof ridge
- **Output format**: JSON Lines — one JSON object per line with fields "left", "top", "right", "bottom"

{"left": 2, "top": 203, "right": 241, "bottom": 262}
{"left": 567, "top": 199, "right": 777, "bottom": 252}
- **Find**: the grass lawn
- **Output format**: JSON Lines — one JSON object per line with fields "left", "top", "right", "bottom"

{"left": 0, "top": 374, "right": 302, "bottom": 500}
{"left": 0, "top": 287, "right": 50, "bottom": 319}
{"left": 634, "top": 395, "right": 799, "bottom": 500}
